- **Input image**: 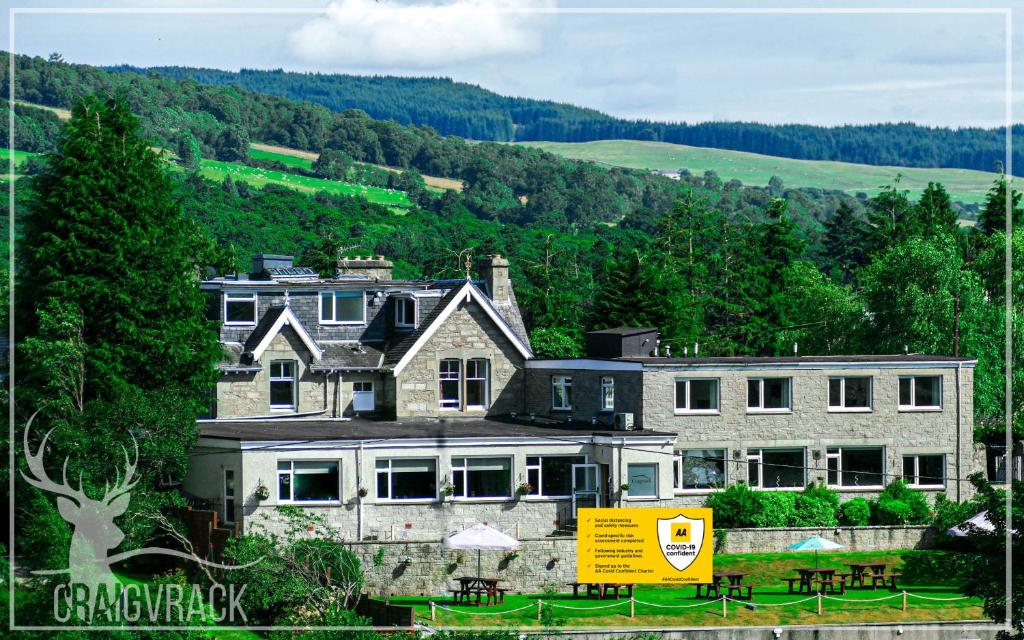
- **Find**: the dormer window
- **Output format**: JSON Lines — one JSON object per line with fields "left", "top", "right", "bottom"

{"left": 320, "top": 291, "right": 365, "bottom": 325}
{"left": 395, "top": 297, "right": 416, "bottom": 329}
{"left": 224, "top": 291, "right": 257, "bottom": 325}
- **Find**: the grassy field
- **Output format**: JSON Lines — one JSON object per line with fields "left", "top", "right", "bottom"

{"left": 198, "top": 157, "right": 411, "bottom": 207}
{"left": 0, "top": 147, "right": 36, "bottom": 173}
{"left": 518, "top": 139, "right": 998, "bottom": 205}
{"left": 251, "top": 142, "right": 465, "bottom": 192}
{"left": 383, "top": 550, "right": 986, "bottom": 629}
{"left": 15, "top": 100, "right": 72, "bottom": 121}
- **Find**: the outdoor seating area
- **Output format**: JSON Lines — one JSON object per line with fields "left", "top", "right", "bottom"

{"left": 779, "top": 562, "right": 902, "bottom": 596}
{"left": 565, "top": 582, "right": 635, "bottom": 600}
{"left": 448, "top": 577, "right": 507, "bottom": 606}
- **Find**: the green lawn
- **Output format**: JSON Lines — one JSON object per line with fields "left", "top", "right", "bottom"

{"left": 0, "top": 147, "right": 37, "bottom": 173}
{"left": 249, "top": 145, "right": 314, "bottom": 171}
{"left": 198, "top": 159, "right": 410, "bottom": 207}
{"left": 383, "top": 550, "right": 986, "bottom": 629}
{"left": 517, "top": 139, "right": 998, "bottom": 205}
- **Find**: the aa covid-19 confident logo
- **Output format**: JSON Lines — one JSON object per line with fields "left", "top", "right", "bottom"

{"left": 577, "top": 508, "right": 713, "bottom": 584}
{"left": 20, "top": 415, "right": 262, "bottom": 626}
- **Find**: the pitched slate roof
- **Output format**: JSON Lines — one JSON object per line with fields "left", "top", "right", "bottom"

{"left": 382, "top": 286, "right": 463, "bottom": 368}
{"left": 309, "top": 342, "right": 385, "bottom": 371}
{"left": 242, "top": 305, "right": 288, "bottom": 355}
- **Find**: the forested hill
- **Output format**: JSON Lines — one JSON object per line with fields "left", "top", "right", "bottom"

{"left": 112, "top": 64, "right": 1022, "bottom": 175}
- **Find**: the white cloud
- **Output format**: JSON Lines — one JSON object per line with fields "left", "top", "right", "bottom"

{"left": 287, "top": 0, "right": 552, "bottom": 69}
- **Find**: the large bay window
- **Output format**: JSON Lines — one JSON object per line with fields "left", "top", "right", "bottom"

{"left": 899, "top": 376, "right": 942, "bottom": 410}
{"left": 451, "top": 457, "right": 512, "bottom": 499}
{"left": 827, "top": 447, "right": 885, "bottom": 488}
{"left": 747, "top": 448, "right": 804, "bottom": 488}
{"left": 269, "top": 360, "right": 296, "bottom": 409}
{"left": 320, "top": 290, "right": 365, "bottom": 324}
{"left": 277, "top": 460, "right": 340, "bottom": 502}
{"left": 224, "top": 291, "right": 257, "bottom": 325}
{"left": 675, "top": 378, "right": 720, "bottom": 413}
{"left": 674, "top": 449, "right": 726, "bottom": 490}
{"left": 525, "top": 455, "right": 585, "bottom": 497}
{"left": 829, "top": 377, "right": 872, "bottom": 411}
{"left": 903, "top": 454, "right": 945, "bottom": 488}
{"left": 376, "top": 458, "right": 438, "bottom": 501}
{"left": 747, "top": 378, "right": 792, "bottom": 412}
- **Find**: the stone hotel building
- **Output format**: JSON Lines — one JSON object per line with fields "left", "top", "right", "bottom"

{"left": 185, "top": 254, "right": 979, "bottom": 540}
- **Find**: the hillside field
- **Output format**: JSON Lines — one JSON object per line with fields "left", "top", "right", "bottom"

{"left": 0, "top": 147, "right": 412, "bottom": 208}
{"left": 518, "top": 140, "right": 998, "bottom": 205}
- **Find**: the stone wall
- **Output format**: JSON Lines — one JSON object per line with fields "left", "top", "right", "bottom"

{"left": 350, "top": 525, "right": 936, "bottom": 596}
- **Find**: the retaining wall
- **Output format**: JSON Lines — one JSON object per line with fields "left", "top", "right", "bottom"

{"left": 353, "top": 525, "right": 935, "bottom": 596}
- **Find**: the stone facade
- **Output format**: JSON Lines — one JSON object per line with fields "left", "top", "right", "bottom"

{"left": 395, "top": 301, "right": 526, "bottom": 417}
{"left": 527, "top": 359, "right": 978, "bottom": 503}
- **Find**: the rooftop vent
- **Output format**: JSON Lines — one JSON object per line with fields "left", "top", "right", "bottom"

{"left": 252, "top": 254, "right": 294, "bottom": 273}
{"left": 585, "top": 327, "right": 660, "bottom": 358}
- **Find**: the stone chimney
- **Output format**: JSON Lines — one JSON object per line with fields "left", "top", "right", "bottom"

{"left": 336, "top": 255, "right": 393, "bottom": 281}
{"left": 477, "top": 254, "right": 510, "bottom": 303}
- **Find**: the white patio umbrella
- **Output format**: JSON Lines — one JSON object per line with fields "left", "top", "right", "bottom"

{"left": 787, "top": 535, "right": 843, "bottom": 568}
{"left": 947, "top": 511, "right": 995, "bottom": 537}
{"left": 442, "top": 523, "right": 520, "bottom": 578}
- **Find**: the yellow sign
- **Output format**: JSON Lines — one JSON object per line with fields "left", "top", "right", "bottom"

{"left": 576, "top": 507, "right": 713, "bottom": 584}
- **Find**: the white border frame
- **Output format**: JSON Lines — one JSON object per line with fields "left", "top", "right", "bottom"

{"left": 373, "top": 455, "right": 440, "bottom": 503}
{"left": 5, "top": 4, "right": 1013, "bottom": 635}
{"left": 897, "top": 374, "right": 943, "bottom": 411}
{"left": 827, "top": 375, "right": 873, "bottom": 412}
{"left": 673, "top": 377, "right": 721, "bottom": 415}
{"left": 223, "top": 290, "right": 257, "bottom": 326}
{"left": 276, "top": 459, "right": 343, "bottom": 506}
{"left": 318, "top": 289, "right": 366, "bottom": 326}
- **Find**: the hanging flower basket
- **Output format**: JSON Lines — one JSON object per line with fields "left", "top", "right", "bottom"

{"left": 254, "top": 483, "right": 270, "bottom": 501}
{"left": 357, "top": 486, "right": 368, "bottom": 498}
{"left": 503, "top": 550, "right": 519, "bottom": 562}
{"left": 515, "top": 482, "right": 534, "bottom": 496}
{"left": 619, "top": 483, "right": 631, "bottom": 492}
{"left": 440, "top": 481, "right": 456, "bottom": 497}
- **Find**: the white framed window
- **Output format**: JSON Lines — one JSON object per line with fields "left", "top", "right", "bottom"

{"left": 222, "top": 469, "right": 236, "bottom": 524}
{"left": 747, "top": 378, "right": 792, "bottom": 412}
{"left": 600, "top": 376, "right": 615, "bottom": 411}
{"left": 899, "top": 376, "right": 942, "bottom": 410}
{"left": 269, "top": 360, "right": 296, "bottom": 409}
{"left": 903, "top": 454, "right": 945, "bottom": 488}
{"left": 320, "top": 290, "right": 365, "bottom": 324}
{"left": 674, "top": 378, "right": 720, "bottom": 414}
{"left": 747, "top": 448, "right": 804, "bottom": 488}
{"left": 465, "top": 359, "right": 489, "bottom": 409}
{"left": 525, "top": 455, "right": 586, "bottom": 497}
{"left": 352, "top": 381, "right": 375, "bottom": 412}
{"left": 551, "top": 376, "right": 573, "bottom": 410}
{"left": 395, "top": 297, "right": 416, "bottom": 329}
{"left": 627, "top": 463, "right": 658, "bottom": 498}
{"left": 451, "top": 457, "right": 512, "bottom": 499}
{"left": 674, "top": 449, "right": 726, "bottom": 491}
{"left": 439, "top": 359, "right": 461, "bottom": 409}
{"left": 277, "top": 460, "right": 341, "bottom": 503}
{"left": 826, "top": 446, "right": 886, "bottom": 488}
{"left": 224, "top": 291, "right": 257, "bottom": 325}
{"left": 376, "top": 458, "right": 438, "bottom": 501}
{"left": 828, "top": 377, "right": 872, "bottom": 411}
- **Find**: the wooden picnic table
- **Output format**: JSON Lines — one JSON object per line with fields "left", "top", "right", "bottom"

{"left": 566, "top": 582, "right": 635, "bottom": 600}
{"left": 451, "top": 576, "right": 506, "bottom": 606}
{"left": 845, "top": 562, "right": 887, "bottom": 588}
{"left": 696, "top": 572, "right": 752, "bottom": 600}
{"left": 786, "top": 567, "right": 842, "bottom": 595}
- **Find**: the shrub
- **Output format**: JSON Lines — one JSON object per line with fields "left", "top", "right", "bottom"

{"left": 792, "top": 482, "right": 840, "bottom": 527}
{"left": 751, "top": 491, "right": 797, "bottom": 527}
{"left": 871, "top": 480, "right": 932, "bottom": 525}
{"left": 705, "top": 483, "right": 759, "bottom": 528}
{"left": 839, "top": 497, "right": 872, "bottom": 526}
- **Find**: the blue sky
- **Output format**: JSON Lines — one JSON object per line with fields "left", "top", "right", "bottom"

{"left": 3, "top": 0, "right": 1022, "bottom": 127}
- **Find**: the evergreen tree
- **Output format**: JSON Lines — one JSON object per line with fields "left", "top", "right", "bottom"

{"left": 915, "top": 181, "right": 959, "bottom": 238}
{"left": 978, "top": 173, "right": 1024, "bottom": 235}
{"left": 824, "top": 201, "right": 868, "bottom": 283}
{"left": 176, "top": 130, "right": 201, "bottom": 172}
{"left": 21, "top": 94, "right": 221, "bottom": 401}
{"left": 865, "top": 176, "right": 918, "bottom": 254}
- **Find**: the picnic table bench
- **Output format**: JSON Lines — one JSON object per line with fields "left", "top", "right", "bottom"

{"left": 565, "top": 582, "right": 634, "bottom": 599}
